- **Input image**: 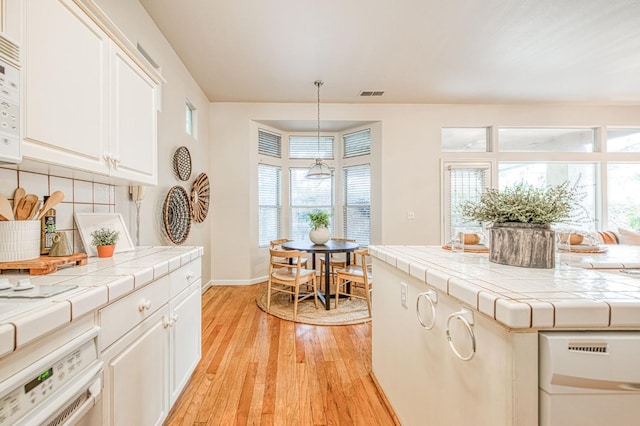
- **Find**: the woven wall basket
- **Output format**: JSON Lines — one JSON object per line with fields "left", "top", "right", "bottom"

{"left": 163, "top": 185, "right": 192, "bottom": 244}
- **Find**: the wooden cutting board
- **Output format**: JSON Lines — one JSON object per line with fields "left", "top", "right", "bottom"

{"left": 0, "top": 253, "right": 88, "bottom": 275}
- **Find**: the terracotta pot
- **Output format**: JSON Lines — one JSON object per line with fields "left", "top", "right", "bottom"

{"left": 96, "top": 244, "right": 115, "bottom": 258}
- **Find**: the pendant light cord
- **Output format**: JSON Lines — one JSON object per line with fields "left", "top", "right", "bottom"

{"left": 315, "top": 80, "right": 323, "bottom": 158}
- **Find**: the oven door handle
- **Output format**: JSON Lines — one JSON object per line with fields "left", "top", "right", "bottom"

{"left": 59, "top": 375, "right": 102, "bottom": 425}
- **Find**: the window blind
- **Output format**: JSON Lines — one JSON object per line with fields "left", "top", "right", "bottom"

{"left": 289, "top": 168, "right": 334, "bottom": 240}
{"left": 258, "top": 129, "right": 282, "bottom": 158}
{"left": 343, "top": 129, "right": 371, "bottom": 158}
{"left": 443, "top": 163, "right": 491, "bottom": 243}
{"left": 258, "top": 164, "right": 281, "bottom": 246}
{"left": 343, "top": 164, "right": 371, "bottom": 245}
{"left": 289, "top": 136, "right": 334, "bottom": 159}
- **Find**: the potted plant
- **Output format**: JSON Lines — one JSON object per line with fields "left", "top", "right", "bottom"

{"left": 90, "top": 227, "right": 120, "bottom": 258}
{"left": 459, "top": 180, "right": 585, "bottom": 268}
{"left": 306, "top": 209, "right": 330, "bottom": 244}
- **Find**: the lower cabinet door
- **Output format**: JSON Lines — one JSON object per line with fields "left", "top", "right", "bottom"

{"left": 102, "top": 305, "right": 170, "bottom": 426}
{"left": 170, "top": 280, "right": 202, "bottom": 404}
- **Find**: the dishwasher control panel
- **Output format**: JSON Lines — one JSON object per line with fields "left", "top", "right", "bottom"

{"left": 0, "top": 337, "right": 97, "bottom": 425}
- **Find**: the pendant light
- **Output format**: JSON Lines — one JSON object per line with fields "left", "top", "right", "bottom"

{"left": 306, "top": 80, "right": 332, "bottom": 179}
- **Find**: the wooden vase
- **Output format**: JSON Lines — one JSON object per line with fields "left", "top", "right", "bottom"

{"left": 97, "top": 244, "right": 115, "bottom": 258}
{"left": 489, "top": 223, "right": 555, "bottom": 269}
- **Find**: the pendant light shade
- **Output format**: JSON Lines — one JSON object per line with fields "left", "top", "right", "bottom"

{"left": 307, "top": 80, "right": 331, "bottom": 179}
{"left": 307, "top": 158, "right": 332, "bottom": 178}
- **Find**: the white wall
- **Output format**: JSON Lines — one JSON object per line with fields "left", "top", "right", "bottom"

{"left": 94, "top": 0, "right": 213, "bottom": 284}
{"left": 210, "top": 102, "right": 640, "bottom": 284}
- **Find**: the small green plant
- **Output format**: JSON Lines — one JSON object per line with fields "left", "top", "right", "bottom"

{"left": 459, "top": 181, "right": 586, "bottom": 225}
{"left": 306, "top": 209, "right": 330, "bottom": 229}
{"left": 90, "top": 227, "right": 120, "bottom": 246}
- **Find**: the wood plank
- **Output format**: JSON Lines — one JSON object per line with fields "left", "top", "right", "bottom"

{"left": 163, "top": 283, "right": 397, "bottom": 425}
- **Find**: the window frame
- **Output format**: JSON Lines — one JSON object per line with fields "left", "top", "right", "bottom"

{"left": 289, "top": 167, "right": 335, "bottom": 241}
{"left": 441, "top": 161, "right": 493, "bottom": 243}
{"left": 342, "top": 163, "right": 371, "bottom": 246}
{"left": 185, "top": 99, "right": 196, "bottom": 138}
{"left": 258, "top": 163, "right": 282, "bottom": 247}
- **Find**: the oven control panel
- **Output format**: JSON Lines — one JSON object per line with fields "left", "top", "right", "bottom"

{"left": 0, "top": 56, "right": 20, "bottom": 164}
{"left": 0, "top": 338, "right": 97, "bottom": 425}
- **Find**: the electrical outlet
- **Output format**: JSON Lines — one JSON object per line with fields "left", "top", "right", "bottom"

{"left": 407, "top": 211, "right": 415, "bottom": 219}
{"left": 401, "top": 282, "right": 408, "bottom": 307}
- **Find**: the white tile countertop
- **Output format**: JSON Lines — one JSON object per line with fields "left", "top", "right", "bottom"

{"left": 0, "top": 246, "right": 203, "bottom": 358}
{"left": 370, "top": 245, "right": 640, "bottom": 329}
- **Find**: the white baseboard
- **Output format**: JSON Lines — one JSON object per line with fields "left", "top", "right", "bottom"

{"left": 208, "top": 276, "right": 268, "bottom": 286}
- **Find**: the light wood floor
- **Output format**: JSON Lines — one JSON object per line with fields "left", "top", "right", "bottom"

{"left": 164, "top": 283, "right": 397, "bottom": 425}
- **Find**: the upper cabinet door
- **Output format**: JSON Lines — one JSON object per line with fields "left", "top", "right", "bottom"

{"left": 23, "top": 0, "right": 110, "bottom": 175}
{"left": 109, "top": 45, "right": 158, "bottom": 185}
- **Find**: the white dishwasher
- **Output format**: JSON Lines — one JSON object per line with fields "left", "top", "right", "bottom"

{"left": 539, "top": 331, "right": 640, "bottom": 426}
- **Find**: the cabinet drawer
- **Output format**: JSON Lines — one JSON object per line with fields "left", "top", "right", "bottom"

{"left": 99, "top": 274, "right": 170, "bottom": 351}
{"left": 169, "top": 258, "right": 202, "bottom": 299}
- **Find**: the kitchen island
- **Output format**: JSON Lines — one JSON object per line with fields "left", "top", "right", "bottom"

{"left": 370, "top": 245, "right": 640, "bottom": 426}
{"left": 0, "top": 245, "right": 203, "bottom": 425}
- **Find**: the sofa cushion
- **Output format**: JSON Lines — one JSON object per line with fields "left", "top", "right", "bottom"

{"left": 598, "top": 230, "right": 619, "bottom": 244}
{"left": 617, "top": 228, "right": 640, "bottom": 245}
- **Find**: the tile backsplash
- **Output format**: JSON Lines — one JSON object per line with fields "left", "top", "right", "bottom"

{"left": 0, "top": 167, "right": 116, "bottom": 254}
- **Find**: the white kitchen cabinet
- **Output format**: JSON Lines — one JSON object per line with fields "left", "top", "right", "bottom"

{"left": 372, "top": 259, "right": 538, "bottom": 426}
{"left": 102, "top": 304, "right": 170, "bottom": 426}
{"left": 23, "top": 0, "right": 160, "bottom": 185}
{"left": 169, "top": 279, "right": 202, "bottom": 405}
{"left": 24, "top": 0, "right": 110, "bottom": 176}
{"left": 108, "top": 43, "right": 157, "bottom": 183}
{"left": 98, "top": 257, "right": 202, "bottom": 425}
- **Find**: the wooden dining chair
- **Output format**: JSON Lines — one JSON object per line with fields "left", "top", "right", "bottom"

{"left": 267, "top": 248, "right": 318, "bottom": 320}
{"left": 318, "top": 237, "right": 357, "bottom": 290}
{"left": 270, "top": 238, "right": 308, "bottom": 268}
{"left": 334, "top": 248, "right": 373, "bottom": 317}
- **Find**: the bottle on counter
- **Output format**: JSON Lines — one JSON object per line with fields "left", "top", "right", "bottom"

{"left": 40, "top": 196, "right": 56, "bottom": 255}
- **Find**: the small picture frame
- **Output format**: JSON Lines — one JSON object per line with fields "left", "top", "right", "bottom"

{"left": 74, "top": 212, "right": 135, "bottom": 257}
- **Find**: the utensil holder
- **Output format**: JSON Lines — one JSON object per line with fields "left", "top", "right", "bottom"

{"left": 0, "top": 220, "right": 41, "bottom": 262}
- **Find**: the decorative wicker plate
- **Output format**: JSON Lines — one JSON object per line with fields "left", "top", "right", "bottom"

{"left": 190, "top": 172, "right": 210, "bottom": 223}
{"left": 163, "top": 185, "right": 192, "bottom": 245}
{"left": 173, "top": 146, "right": 192, "bottom": 181}
{"left": 557, "top": 244, "right": 608, "bottom": 253}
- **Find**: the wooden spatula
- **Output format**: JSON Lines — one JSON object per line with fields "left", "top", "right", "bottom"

{"left": 37, "top": 191, "right": 65, "bottom": 220}
{"left": 0, "top": 194, "right": 14, "bottom": 220}
{"left": 15, "top": 194, "right": 38, "bottom": 220}
{"left": 12, "top": 187, "right": 25, "bottom": 217}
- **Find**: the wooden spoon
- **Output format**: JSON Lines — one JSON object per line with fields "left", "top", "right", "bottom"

{"left": 15, "top": 194, "right": 38, "bottom": 220}
{"left": 36, "top": 191, "right": 65, "bottom": 220}
{"left": 28, "top": 200, "right": 41, "bottom": 220}
{"left": 12, "top": 187, "right": 25, "bottom": 217}
{"left": 0, "top": 194, "right": 14, "bottom": 220}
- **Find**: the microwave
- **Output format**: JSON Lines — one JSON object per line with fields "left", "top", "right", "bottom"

{"left": 0, "top": 32, "right": 20, "bottom": 164}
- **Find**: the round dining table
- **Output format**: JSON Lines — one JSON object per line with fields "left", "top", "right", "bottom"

{"left": 281, "top": 240, "right": 359, "bottom": 310}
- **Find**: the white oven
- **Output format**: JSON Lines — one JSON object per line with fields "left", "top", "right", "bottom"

{"left": 0, "top": 325, "right": 102, "bottom": 425}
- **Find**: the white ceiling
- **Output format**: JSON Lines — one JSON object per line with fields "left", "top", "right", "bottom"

{"left": 139, "top": 0, "right": 640, "bottom": 105}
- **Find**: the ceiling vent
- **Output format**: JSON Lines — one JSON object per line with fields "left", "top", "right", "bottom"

{"left": 360, "top": 91, "right": 384, "bottom": 97}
